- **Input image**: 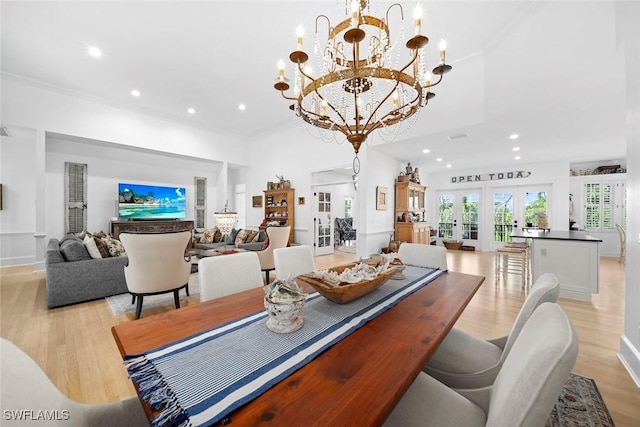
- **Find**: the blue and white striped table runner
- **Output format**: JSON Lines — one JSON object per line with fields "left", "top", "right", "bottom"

{"left": 124, "top": 266, "right": 443, "bottom": 427}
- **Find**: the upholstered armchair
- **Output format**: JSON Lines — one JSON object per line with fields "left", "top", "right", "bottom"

{"left": 256, "top": 226, "right": 291, "bottom": 283}
{"left": 120, "top": 231, "right": 192, "bottom": 319}
{"left": 335, "top": 217, "right": 356, "bottom": 245}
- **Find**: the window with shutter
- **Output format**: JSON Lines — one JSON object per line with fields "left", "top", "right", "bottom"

{"left": 584, "top": 180, "right": 620, "bottom": 231}
{"left": 194, "top": 176, "right": 207, "bottom": 230}
{"left": 65, "top": 162, "right": 87, "bottom": 234}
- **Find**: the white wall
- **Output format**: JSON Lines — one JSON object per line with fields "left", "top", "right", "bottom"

{"left": 422, "top": 160, "right": 570, "bottom": 252}
{"left": 618, "top": 0, "right": 640, "bottom": 387}
{"left": 0, "top": 75, "right": 252, "bottom": 267}
{"left": 45, "top": 135, "right": 223, "bottom": 240}
{"left": 246, "top": 126, "right": 362, "bottom": 248}
{"left": 0, "top": 126, "right": 38, "bottom": 266}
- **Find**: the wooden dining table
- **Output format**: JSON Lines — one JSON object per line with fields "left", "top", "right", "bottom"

{"left": 112, "top": 270, "right": 484, "bottom": 426}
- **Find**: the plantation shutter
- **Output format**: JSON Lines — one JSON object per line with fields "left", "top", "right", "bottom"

{"left": 65, "top": 162, "right": 88, "bottom": 234}
{"left": 194, "top": 176, "right": 207, "bottom": 230}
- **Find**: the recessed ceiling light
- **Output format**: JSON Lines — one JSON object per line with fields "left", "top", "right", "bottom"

{"left": 422, "top": 149, "right": 430, "bottom": 154}
{"left": 446, "top": 164, "right": 452, "bottom": 168}
{"left": 436, "top": 158, "right": 443, "bottom": 162}
{"left": 238, "top": 104, "right": 246, "bottom": 111}
{"left": 88, "top": 46, "right": 102, "bottom": 58}
{"left": 510, "top": 133, "right": 519, "bottom": 140}
{"left": 187, "top": 108, "right": 196, "bottom": 114}
{"left": 130, "top": 89, "right": 140, "bottom": 97}
{"left": 512, "top": 146, "right": 520, "bottom": 151}
{"left": 515, "top": 156, "right": 521, "bottom": 160}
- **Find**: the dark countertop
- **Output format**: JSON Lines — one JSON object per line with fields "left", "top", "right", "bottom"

{"left": 511, "top": 229, "right": 602, "bottom": 242}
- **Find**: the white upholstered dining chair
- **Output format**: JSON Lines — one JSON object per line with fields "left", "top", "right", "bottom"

{"left": 397, "top": 243, "right": 448, "bottom": 270}
{"left": 256, "top": 226, "right": 291, "bottom": 283}
{"left": 383, "top": 302, "right": 578, "bottom": 427}
{"left": 199, "top": 251, "right": 263, "bottom": 301}
{"left": 423, "top": 272, "right": 560, "bottom": 389}
{"left": 273, "top": 245, "right": 315, "bottom": 281}
{"left": 0, "top": 338, "right": 149, "bottom": 427}
{"left": 120, "top": 231, "right": 192, "bottom": 319}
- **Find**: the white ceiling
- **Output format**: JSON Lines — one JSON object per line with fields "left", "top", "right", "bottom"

{"left": 0, "top": 1, "right": 629, "bottom": 172}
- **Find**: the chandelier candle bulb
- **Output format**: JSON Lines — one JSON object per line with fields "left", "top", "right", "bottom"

{"left": 439, "top": 39, "right": 447, "bottom": 64}
{"left": 296, "top": 25, "right": 304, "bottom": 50}
{"left": 351, "top": 0, "right": 359, "bottom": 28}
{"left": 414, "top": 5, "right": 422, "bottom": 35}
{"left": 278, "top": 60, "right": 285, "bottom": 82}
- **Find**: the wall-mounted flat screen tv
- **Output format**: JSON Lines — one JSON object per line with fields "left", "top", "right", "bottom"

{"left": 118, "top": 183, "right": 186, "bottom": 220}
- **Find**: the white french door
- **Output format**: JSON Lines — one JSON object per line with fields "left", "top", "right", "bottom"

{"left": 436, "top": 190, "right": 481, "bottom": 248}
{"left": 490, "top": 185, "right": 551, "bottom": 251}
{"left": 314, "top": 190, "right": 334, "bottom": 256}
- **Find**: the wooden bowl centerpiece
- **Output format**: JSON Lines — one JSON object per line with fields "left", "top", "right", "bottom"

{"left": 296, "top": 261, "right": 397, "bottom": 304}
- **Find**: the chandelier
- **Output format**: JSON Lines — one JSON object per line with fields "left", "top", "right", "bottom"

{"left": 214, "top": 201, "right": 237, "bottom": 237}
{"left": 274, "top": 0, "right": 452, "bottom": 173}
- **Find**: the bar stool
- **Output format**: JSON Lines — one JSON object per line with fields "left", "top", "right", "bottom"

{"left": 495, "top": 243, "right": 530, "bottom": 289}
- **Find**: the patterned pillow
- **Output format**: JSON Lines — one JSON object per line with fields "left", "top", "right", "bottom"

{"left": 94, "top": 237, "right": 111, "bottom": 258}
{"left": 200, "top": 228, "right": 218, "bottom": 244}
{"left": 102, "top": 236, "right": 126, "bottom": 257}
{"left": 212, "top": 228, "right": 223, "bottom": 243}
{"left": 235, "top": 229, "right": 251, "bottom": 246}
{"left": 93, "top": 230, "right": 108, "bottom": 239}
{"left": 245, "top": 230, "right": 259, "bottom": 243}
{"left": 251, "top": 231, "right": 262, "bottom": 243}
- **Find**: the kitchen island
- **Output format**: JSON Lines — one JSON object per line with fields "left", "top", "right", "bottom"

{"left": 511, "top": 229, "right": 602, "bottom": 301}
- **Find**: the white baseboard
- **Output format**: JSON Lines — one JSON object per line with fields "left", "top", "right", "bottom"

{"left": 619, "top": 335, "right": 640, "bottom": 388}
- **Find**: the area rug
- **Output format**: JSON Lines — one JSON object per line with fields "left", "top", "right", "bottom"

{"left": 546, "top": 372, "right": 614, "bottom": 427}
{"left": 105, "top": 273, "right": 200, "bottom": 316}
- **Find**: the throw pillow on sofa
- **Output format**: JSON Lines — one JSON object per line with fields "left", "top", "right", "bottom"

{"left": 94, "top": 237, "right": 111, "bottom": 258}
{"left": 83, "top": 235, "right": 103, "bottom": 259}
{"left": 200, "top": 228, "right": 217, "bottom": 244}
{"left": 225, "top": 228, "right": 240, "bottom": 245}
{"left": 60, "top": 237, "right": 92, "bottom": 261}
{"left": 235, "top": 229, "right": 251, "bottom": 246}
{"left": 101, "top": 236, "right": 125, "bottom": 257}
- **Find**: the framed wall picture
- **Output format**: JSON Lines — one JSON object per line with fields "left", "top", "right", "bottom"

{"left": 376, "top": 186, "right": 388, "bottom": 210}
{"left": 252, "top": 195, "right": 263, "bottom": 208}
{"left": 298, "top": 197, "right": 305, "bottom": 205}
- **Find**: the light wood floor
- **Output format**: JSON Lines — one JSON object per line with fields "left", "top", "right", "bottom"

{"left": 1, "top": 250, "right": 639, "bottom": 426}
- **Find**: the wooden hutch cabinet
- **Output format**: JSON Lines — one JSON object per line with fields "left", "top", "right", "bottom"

{"left": 394, "top": 181, "right": 430, "bottom": 244}
{"left": 260, "top": 188, "right": 295, "bottom": 245}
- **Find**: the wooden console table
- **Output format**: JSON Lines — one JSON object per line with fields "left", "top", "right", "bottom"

{"left": 110, "top": 220, "right": 194, "bottom": 246}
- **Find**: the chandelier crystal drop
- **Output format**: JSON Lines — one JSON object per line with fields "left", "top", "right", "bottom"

{"left": 274, "top": 0, "right": 452, "bottom": 174}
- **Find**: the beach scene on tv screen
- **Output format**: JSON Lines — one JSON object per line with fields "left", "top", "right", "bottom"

{"left": 118, "top": 183, "right": 186, "bottom": 219}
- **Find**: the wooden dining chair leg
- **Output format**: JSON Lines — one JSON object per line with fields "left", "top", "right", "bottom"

{"left": 131, "top": 294, "right": 136, "bottom": 304}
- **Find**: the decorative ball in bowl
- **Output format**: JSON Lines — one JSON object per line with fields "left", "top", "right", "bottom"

{"left": 264, "top": 278, "right": 307, "bottom": 333}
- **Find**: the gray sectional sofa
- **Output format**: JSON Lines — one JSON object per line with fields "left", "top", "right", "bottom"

{"left": 45, "top": 236, "right": 128, "bottom": 308}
